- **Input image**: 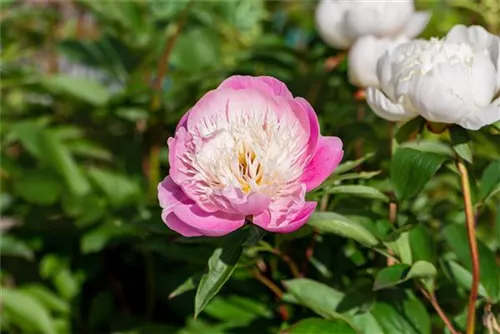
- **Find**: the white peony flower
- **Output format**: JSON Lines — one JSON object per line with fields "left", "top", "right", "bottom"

{"left": 366, "top": 25, "right": 500, "bottom": 130}
{"left": 348, "top": 35, "right": 409, "bottom": 88}
{"left": 315, "top": 0, "right": 431, "bottom": 50}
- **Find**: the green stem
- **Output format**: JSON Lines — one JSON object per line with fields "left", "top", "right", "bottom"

{"left": 457, "top": 158, "right": 480, "bottom": 334}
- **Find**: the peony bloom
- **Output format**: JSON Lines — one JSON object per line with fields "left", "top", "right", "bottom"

{"left": 366, "top": 25, "right": 500, "bottom": 130}
{"left": 158, "top": 76, "right": 343, "bottom": 237}
{"left": 348, "top": 35, "right": 409, "bottom": 88}
{"left": 315, "top": 0, "right": 430, "bottom": 50}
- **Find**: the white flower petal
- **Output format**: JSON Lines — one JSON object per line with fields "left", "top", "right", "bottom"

{"left": 349, "top": 35, "right": 409, "bottom": 89}
{"left": 446, "top": 25, "right": 494, "bottom": 52}
{"left": 401, "top": 11, "right": 431, "bottom": 39}
{"left": 470, "top": 53, "right": 497, "bottom": 107}
{"left": 407, "top": 71, "right": 474, "bottom": 124}
{"left": 488, "top": 37, "right": 500, "bottom": 91}
{"left": 366, "top": 87, "right": 415, "bottom": 122}
{"left": 315, "top": 0, "right": 351, "bottom": 49}
{"left": 458, "top": 97, "right": 500, "bottom": 130}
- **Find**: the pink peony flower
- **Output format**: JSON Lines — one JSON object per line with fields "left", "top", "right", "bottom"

{"left": 158, "top": 76, "right": 343, "bottom": 237}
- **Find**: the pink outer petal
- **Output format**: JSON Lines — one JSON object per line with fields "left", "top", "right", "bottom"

{"left": 172, "top": 202, "right": 245, "bottom": 237}
{"left": 217, "top": 75, "right": 293, "bottom": 99}
{"left": 158, "top": 176, "right": 190, "bottom": 211}
{"left": 158, "top": 176, "right": 245, "bottom": 237}
{"left": 167, "top": 127, "right": 192, "bottom": 186}
{"left": 294, "top": 97, "right": 320, "bottom": 161}
{"left": 301, "top": 136, "right": 344, "bottom": 191}
{"left": 162, "top": 211, "right": 203, "bottom": 237}
{"left": 253, "top": 202, "right": 317, "bottom": 233}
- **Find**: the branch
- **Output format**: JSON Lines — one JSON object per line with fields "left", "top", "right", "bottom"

{"left": 419, "top": 287, "right": 460, "bottom": 334}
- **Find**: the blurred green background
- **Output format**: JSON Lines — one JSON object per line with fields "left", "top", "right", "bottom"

{"left": 1, "top": 1, "right": 499, "bottom": 333}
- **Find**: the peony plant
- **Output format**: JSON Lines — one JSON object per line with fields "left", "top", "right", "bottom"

{"left": 158, "top": 76, "right": 343, "bottom": 237}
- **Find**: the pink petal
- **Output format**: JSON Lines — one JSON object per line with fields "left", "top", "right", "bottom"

{"left": 157, "top": 176, "right": 190, "bottom": 212}
{"left": 301, "top": 136, "right": 344, "bottom": 191}
{"left": 294, "top": 97, "right": 320, "bottom": 160}
{"left": 253, "top": 202, "right": 317, "bottom": 233}
{"left": 220, "top": 188, "right": 271, "bottom": 215}
{"left": 172, "top": 201, "right": 245, "bottom": 237}
{"left": 162, "top": 211, "right": 203, "bottom": 237}
{"left": 158, "top": 177, "right": 245, "bottom": 237}
{"left": 217, "top": 75, "right": 293, "bottom": 99}
{"left": 167, "top": 127, "right": 192, "bottom": 186}
{"left": 176, "top": 110, "right": 190, "bottom": 131}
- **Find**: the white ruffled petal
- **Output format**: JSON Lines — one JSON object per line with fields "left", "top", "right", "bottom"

{"left": 458, "top": 97, "right": 500, "bottom": 130}
{"left": 401, "top": 11, "right": 431, "bottom": 39}
{"left": 366, "top": 87, "right": 415, "bottom": 122}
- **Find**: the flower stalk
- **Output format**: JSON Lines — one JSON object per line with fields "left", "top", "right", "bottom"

{"left": 457, "top": 158, "right": 480, "bottom": 334}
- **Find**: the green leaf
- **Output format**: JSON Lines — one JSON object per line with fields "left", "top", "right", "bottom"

{"left": 479, "top": 160, "right": 500, "bottom": 199}
{"left": 38, "top": 131, "right": 91, "bottom": 196}
{"left": 333, "top": 153, "right": 375, "bottom": 175}
{"left": 287, "top": 318, "right": 357, "bottom": 334}
{"left": 169, "top": 274, "right": 202, "bottom": 299}
{"left": 496, "top": 202, "right": 500, "bottom": 252}
{"left": 390, "top": 148, "right": 448, "bottom": 201}
{"left": 20, "top": 284, "right": 69, "bottom": 314}
{"left": 66, "top": 140, "right": 112, "bottom": 161}
{"left": 171, "top": 28, "right": 221, "bottom": 72}
{"left": 14, "top": 170, "right": 62, "bottom": 205}
{"left": 87, "top": 167, "right": 140, "bottom": 207}
{"left": 0, "top": 234, "right": 34, "bottom": 260}
{"left": 441, "top": 260, "right": 488, "bottom": 298}
{"left": 81, "top": 220, "right": 136, "bottom": 254}
{"left": 325, "top": 185, "right": 389, "bottom": 202}
{"left": 1, "top": 288, "right": 56, "bottom": 334}
{"left": 352, "top": 312, "right": 383, "bottom": 334}
{"left": 53, "top": 268, "right": 80, "bottom": 300}
{"left": 328, "top": 171, "right": 381, "bottom": 184}
{"left": 282, "top": 278, "right": 347, "bottom": 321}
{"left": 372, "top": 291, "right": 430, "bottom": 334}
{"left": 10, "top": 121, "right": 45, "bottom": 159}
{"left": 204, "top": 296, "right": 272, "bottom": 325}
{"left": 194, "top": 229, "right": 247, "bottom": 318}
{"left": 443, "top": 224, "right": 500, "bottom": 301}
{"left": 373, "top": 261, "right": 436, "bottom": 290}
{"left": 373, "top": 264, "right": 410, "bottom": 290}
{"left": 395, "top": 232, "right": 412, "bottom": 265}
{"left": 400, "top": 139, "right": 455, "bottom": 157}
{"left": 449, "top": 126, "right": 473, "bottom": 163}
{"left": 409, "top": 225, "right": 435, "bottom": 263}
{"left": 307, "top": 212, "right": 379, "bottom": 247}
{"left": 395, "top": 117, "right": 425, "bottom": 144}
{"left": 42, "top": 75, "right": 110, "bottom": 106}
{"left": 406, "top": 261, "right": 437, "bottom": 280}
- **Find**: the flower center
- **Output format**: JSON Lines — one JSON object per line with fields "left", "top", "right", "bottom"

{"left": 186, "top": 105, "right": 309, "bottom": 201}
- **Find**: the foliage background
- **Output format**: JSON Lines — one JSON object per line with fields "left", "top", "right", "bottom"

{"left": 1, "top": 1, "right": 499, "bottom": 333}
